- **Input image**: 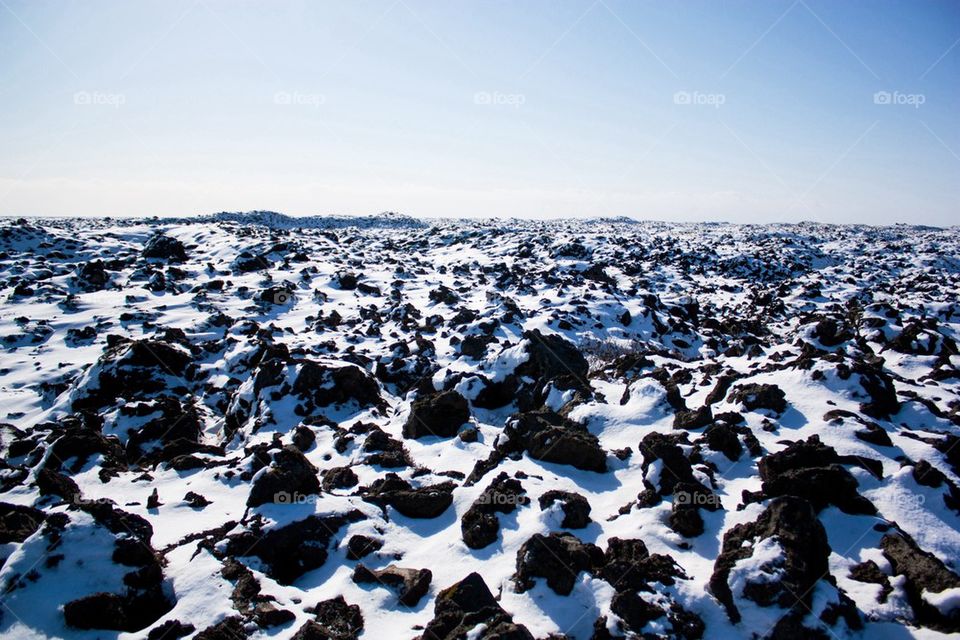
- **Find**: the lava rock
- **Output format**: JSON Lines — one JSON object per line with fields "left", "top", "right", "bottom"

{"left": 709, "top": 496, "right": 830, "bottom": 625}
{"left": 504, "top": 410, "right": 607, "bottom": 473}
{"left": 514, "top": 532, "right": 603, "bottom": 595}
{"left": 727, "top": 383, "right": 787, "bottom": 415}
{"left": 247, "top": 445, "right": 321, "bottom": 507}
{"left": 352, "top": 563, "right": 432, "bottom": 606}
{"left": 422, "top": 572, "right": 534, "bottom": 640}
{"left": 461, "top": 472, "right": 527, "bottom": 549}
{"left": 403, "top": 390, "right": 470, "bottom": 439}
{"left": 143, "top": 235, "right": 187, "bottom": 262}
{"left": 538, "top": 490, "right": 591, "bottom": 528}
{"left": 362, "top": 473, "right": 455, "bottom": 518}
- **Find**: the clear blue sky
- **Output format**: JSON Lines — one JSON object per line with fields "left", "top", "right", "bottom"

{"left": 0, "top": 0, "right": 957, "bottom": 224}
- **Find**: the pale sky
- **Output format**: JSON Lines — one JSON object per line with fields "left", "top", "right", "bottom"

{"left": 1, "top": 0, "right": 958, "bottom": 224}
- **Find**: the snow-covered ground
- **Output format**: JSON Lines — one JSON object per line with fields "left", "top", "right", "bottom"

{"left": 0, "top": 213, "right": 958, "bottom": 639}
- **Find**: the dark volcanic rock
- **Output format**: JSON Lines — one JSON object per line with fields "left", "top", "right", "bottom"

{"left": 64, "top": 588, "right": 173, "bottom": 632}
{"left": 308, "top": 595, "right": 364, "bottom": 638}
{"left": 728, "top": 383, "right": 787, "bottom": 414}
{"left": 709, "top": 496, "right": 830, "bottom": 625}
{"left": 292, "top": 361, "right": 383, "bottom": 409}
{"left": 0, "top": 502, "right": 46, "bottom": 543}
{"left": 598, "top": 537, "right": 687, "bottom": 593}
{"left": 757, "top": 436, "right": 876, "bottom": 515}
{"left": 143, "top": 234, "right": 187, "bottom": 262}
{"left": 516, "top": 329, "right": 589, "bottom": 392}
{"left": 247, "top": 445, "right": 321, "bottom": 507}
{"left": 538, "top": 490, "right": 591, "bottom": 528}
{"left": 345, "top": 534, "right": 383, "bottom": 560}
{"left": 223, "top": 512, "right": 362, "bottom": 584}
{"left": 403, "top": 390, "right": 470, "bottom": 439}
{"left": 422, "top": 572, "right": 534, "bottom": 640}
{"left": 514, "top": 532, "right": 603, "bottom": 595}
{"left": 362, "top": 473, "right": 455, "bottom": 518}
{"left": 461, "top": 472, "right": 527, "bottom": 549}
{"left": 352, "top": 563, "right": 432, "bottom": 606}
{"left": 503, "top": 410, "right": 606, "bottom": 472}
{"left": 881, "top": 532, "right": 960, "bottom": 631}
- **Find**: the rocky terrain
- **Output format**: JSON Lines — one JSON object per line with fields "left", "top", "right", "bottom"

{"left": 0, "top": 212, "right": 958, "bottom": 639}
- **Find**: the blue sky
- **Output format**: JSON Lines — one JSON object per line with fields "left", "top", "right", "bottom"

{"left": 0, "top": 0, "right": 957, "bottom": 224}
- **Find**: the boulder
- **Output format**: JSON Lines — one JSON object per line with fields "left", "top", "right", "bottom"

{"left": 352, "top": 563, "right": 432, "bottom": 606}
{"left": 709, "top": 496, "right": 830, "bottom": 625}
{"left": 247, "top": 446, "right": 321, "bottom": 507}
{"left": 514, "top": 532, "right": 603, "bottom": 595}
{"left": 362, "top": 473, "right": 454, "bottom": 518}
{"left": 538, "top": 490, "right": 591, "bottom": 529}
{"left": 461, "top": 472, "right": 527, "bottom": 549}
{"left": 504, "top": 410, "right": 606, "bottom": 473}
{"left": 421, "top": 572, "right": 534, "bottom": 640}
{"left": 403, "top": 390, "right": 470, "bottom": 439}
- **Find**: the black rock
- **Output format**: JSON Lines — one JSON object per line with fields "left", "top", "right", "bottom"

{"left": 504, "top": 410, "right": 607, "bottom": 473}
{"left": 709, "top": 496, "right": 830, "bottom": 625}
{"left": 461, "top": 472, "right": 527, "bottom": 549}
{"left": 345, "top": 534, "right": 383, "bottom": 560}
{"left": 143, "top": 235, "right": 187, "bottom": 262}
{"left": 247, "top": 445, "right": 321, "bottom": 507}
{"left": 310, "top": 595, "right": 364, "bottom": 638}
{"left": 422, "top": 572, "right": 534, "bottom": 640}
{"left": 403, "top": 390, "right": 470, "bottom": 439}
{"left": 352, "top": 563, "right": 432, "bottom": 606}
{"left": 514, "top": 532, "right": 603, "bottom": 595}
{"left": 727, "top": 383, "right": 787, "bottom": 415}
{"left": 362, "top": 473, "right": 454, "bottom": 518}
{"left": 538, "top": 490, "right": 591, "bottom": 528}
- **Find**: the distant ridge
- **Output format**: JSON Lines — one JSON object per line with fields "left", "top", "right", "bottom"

{"left": 204, "top": 210, "right": 427, "bottom": 230}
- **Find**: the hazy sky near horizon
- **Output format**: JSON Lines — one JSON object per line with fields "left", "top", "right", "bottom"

{"left": 0, "top": 0, "right": 958, "bottom": 224}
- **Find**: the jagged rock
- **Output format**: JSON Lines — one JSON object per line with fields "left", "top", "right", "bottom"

{"left": 362, "top": 473, "right": 455, "bottom": 518}
{"left": 461, "top": 472, "right": 527, "bottom": 549}
{"left": 195, "top": 617, "right": 247, "bottom": 640}
{"left": 538, "top": 490, "right": 591, "bottom": 528}
{"left": 881, "top": 532, "right": 960, "bottom": 631}
{"left": 63, "top": 588, "right": 173, "bottom": 632}
{"left": 514, "top": 532, "right": 603, "bottom": 595}
{"left": 504, "top": 410, "right": 606, "bottom": 472}
{"left": 143, "top": 235, "right": 187, "bottom": 262}
{"left": 322, "top": 465, "right": 359, "bottom": 491}
{"left": 0, "top": 502, "right": 46, "bottom": 543}
{"left": 516, "top": 329, "right": 589, "bottom": 392}
{"left": 147, "top": 620, "right": 195, "bottom": 640}
{"left": 247, "top": 445, "right": 321, "bottom": 507}
{"left": 421, "top": 572, "right": 534, "bottom": 640}
{"left": 223, "top": 512, "right": 362, "bottom": 584}
{"left": 352, "top": 563, "right": 432, "bottom": 606}
{"left": 728, "top": 383, "right": 787, "bottom": 414}
{"left": 700, "top": 423, "right": 743, "bottom": 461}
{"left": 598, "top": 537, "right": 686, "bottom": 593}
{"left": 308, "top": 595, "right": 364, "bottom": 638}
{"left": 403, "top": 390, "right": 470, "bottom": 439}
{"left": 673, "top": 405, "right": 713, "bottom": 430}
{"left": 254, "top": 602, "right": 296, "bottom": 627}
{"left": 709, "top": 496, "right": 830, "bottom": 625}
{"left": 292, "top": 361, "right": 383, "bottom": 409}
{"left": 757, "top": 436, "right": 875, "bottom": 515}
{"left": 345, "top": 534, "right": 383, "bottom": 560}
